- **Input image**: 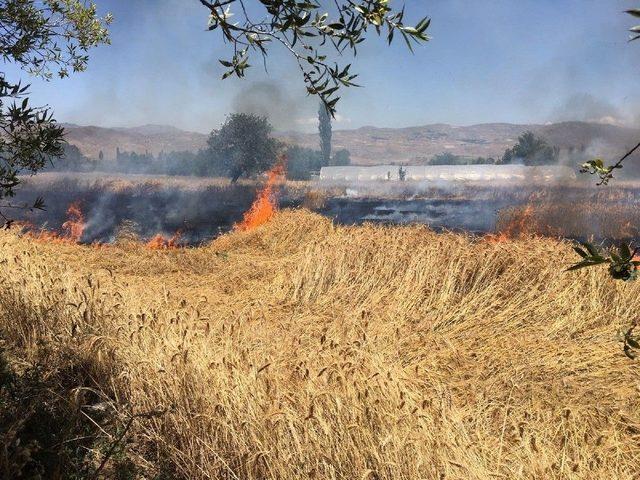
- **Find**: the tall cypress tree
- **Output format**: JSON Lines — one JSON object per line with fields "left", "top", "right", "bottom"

{"left": 318, "top": 102, "right": 332, "bottom": 166}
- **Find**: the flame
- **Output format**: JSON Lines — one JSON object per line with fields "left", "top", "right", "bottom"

{"left": 23, "top": 202, "right": 86, "bottom": 244}
{"left": 235, "top": 159, "right": 286, "bottom": 232}
{"left": 61, "top": 202, "right": 85, "bottom": 242}
{"left": 18, "top": 200, "right": 185, "bottom": 249}
{"left": 146, "top": 231, "right": 182, "bottom": 250}
{"left": 486, "top": 205, "right": 535, "bottom": 243}
{"left": 484, "top": 232, "right": 510, "bottom": 244}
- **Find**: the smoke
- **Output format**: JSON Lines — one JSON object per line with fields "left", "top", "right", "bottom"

{"left": 556, "top": 138, "right": 611, "bottom": 167}
{"left": 550, "top": 93, "right": 628, "bottom": 126}
{"left": 10, "top": 172, "right": 537, "bottom": 242}
{"left": 231, "top": 81, "right": 315, "bottom": 131}
{"left": 14, "top": 164, "right": 640, "bottom": 245}
{"left": 12, "top": 175, "right": 303, "bottom": 245}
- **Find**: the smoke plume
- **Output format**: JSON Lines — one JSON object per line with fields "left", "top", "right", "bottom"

{"left": 550, "top": 93, "right": 628, "bottom": 126}
{"left": 231, "top": 81, "right": 313, "bottom": 131}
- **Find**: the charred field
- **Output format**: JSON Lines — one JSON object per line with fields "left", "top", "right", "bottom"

{"left": 1, "top": 172, "right": 640, "bottom": 478}
{"left": 9, "top": 173, "right": 311, "bottom": 244}
{"left": 12, "top": 172, "right": 640, "bottom": 245}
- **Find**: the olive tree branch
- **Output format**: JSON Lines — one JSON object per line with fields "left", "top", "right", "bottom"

{"left": 198, "top": 0, "right": 431, "bottom": 116}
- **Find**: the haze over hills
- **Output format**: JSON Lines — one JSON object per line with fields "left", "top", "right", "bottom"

{"left": 279, "top": 122, "right": 640, "bottom": 164}
{"left": 63, "top": 124, "right": 208, "bottom": 160}
{"left": 63, "top": 121, "right": 640, "bottom": 165}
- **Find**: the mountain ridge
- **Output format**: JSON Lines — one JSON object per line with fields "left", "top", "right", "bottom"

{"left": 63, "top": 121, "right": 640, "bottom": 165}
{"left": 63, "top": 124, "right": 208, "bottom": 161}
{"left": 278, "top": 121, "right": 640, "bottom": 164}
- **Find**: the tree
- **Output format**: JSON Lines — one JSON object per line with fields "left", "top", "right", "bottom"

{"left": 286, "top": 145, "right": 323, "bottom": 180}
{"left": 0, "top": 0, "right": 111, "bottom": 223}
{"left": 501, "top": 131, "right": 558, "bottom": 166}
{"left": 205, "top": 113, "right": 282, "bottom": 182}
{"left": 199, "top": 0, "right": 430, "bottom": 115}
{"left": 331, "top": 148, "right": 351, "bottom": 166}
{"left": 318, "top": 101, "right": 331, "bottom": 165}
{"left": 47, "top": 144, "right": 95, "bottom": 172}
{"left": 429, "top": 152, "right": 464, "bottom": 165}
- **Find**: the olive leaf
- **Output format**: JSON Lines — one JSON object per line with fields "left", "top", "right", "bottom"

{"left": 618, "top": 325, "right": 640, "bottom": 359}
{"left": 200, "top": 0, "right": 430, "bottom": 116}
{"left": 579, "top": 159, "right": 620, "bottom": 185}
{"left": 627, "top": 8, "right": 640, "bottom": 41}
{"left": 568, "top": 242, "right": 640, "bottom": 282}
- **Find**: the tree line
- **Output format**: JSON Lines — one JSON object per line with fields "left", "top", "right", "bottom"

{"left": 421, "top": 132, "right": 560, "bottom": 166}
{"left": 51, "top": 127, "right": 611, "bottom": 176}
{"left": 48, "top": 113, "right": 351, "bottom": 181}
{"left": 407, "top": 131, "right": 585, "bottom": 167}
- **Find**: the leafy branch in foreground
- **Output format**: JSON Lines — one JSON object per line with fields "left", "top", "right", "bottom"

{"left": 568, "top": 242, "right": 640, "bottom": 282}
{"left": 627, "top": 7, "right": 640, "bottom": 41}
{"left": 0, "top": 0, "right": 111, "bottom": 224}
{"left": 579, "top": 141, "right": 640, "bottom": 186}
{"left": 0, "top": 77, "right": 63, "bottom": 224}
{"left": 199, "top": 0, "right": 430, "bottom": 115}
{"left": 563, "top": 8, "right": 640, "bottom": 357}
{"left": 569, "top": 244, "right": 640, "bottom": 358}
{"left": 618, "top": 324, "right": 640, "bottom": 359}
{"left": 1, "top": 0, "right": 112, "bottom": 79}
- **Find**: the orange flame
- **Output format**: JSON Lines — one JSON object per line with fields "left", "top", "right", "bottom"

{"left": 485, "top": 205, "right": 535, "bottom": 243}
{"left": 24, "top": 202, "right": 86, "bottom": 244}
{"left": 146, "top": 231, "right": 182, "bottom": 250}
{"left": 18, "top": 200, "right": 185, "bottom": 249}
{"left": 235, "top": 159, "right": 286, "bottom": 232}
{"left": 61, "top": 202, "right": 85, "bottom": 242}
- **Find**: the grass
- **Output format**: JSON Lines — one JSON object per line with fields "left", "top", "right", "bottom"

{"left": 496, "top": 202, "right": 640, "bottom": 240}
{"left": 0, "top": 209, "right": 639, "bottom": 479}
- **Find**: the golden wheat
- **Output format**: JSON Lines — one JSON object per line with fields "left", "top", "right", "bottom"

{"left": 496, "top": 202, "right": 640, "bottom": 239}
{"left": 0, "top": 209, "right": 639, "bottom": 479}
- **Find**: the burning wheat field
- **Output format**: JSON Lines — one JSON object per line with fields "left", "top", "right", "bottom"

{"left": 5, "top": 2, "right": 640, "bottom": 479}
{"left": 11, "top": 170, "right": 640, "bottom": 245}
{"left": 2, "top": 168, "right": 640, "bottom": 479}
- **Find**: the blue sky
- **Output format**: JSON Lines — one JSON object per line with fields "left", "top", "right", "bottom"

{"left": 4, "top": 0, "right": 640, "bottom": 132}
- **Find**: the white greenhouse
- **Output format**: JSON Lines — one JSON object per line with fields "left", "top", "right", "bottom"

{"left": 319, "top": 164, "right": 576, "bottom": 183}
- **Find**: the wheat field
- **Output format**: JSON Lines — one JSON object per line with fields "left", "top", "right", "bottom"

{"left": 1, "top": 209, "right": 640, "bottom": 479}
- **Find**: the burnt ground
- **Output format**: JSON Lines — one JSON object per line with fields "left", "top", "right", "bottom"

{"left": 8, "top": 176, "right": 305, "bottom": 244}
{"left": 317, "top": 197, "right": 518, "bottom": 235}
{"left": 8, "top": 174, "right": 640, "bottom": 245}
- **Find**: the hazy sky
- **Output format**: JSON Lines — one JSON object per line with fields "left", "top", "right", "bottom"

{"left": 4, "top": 0, "right": 640, "bottom": 132}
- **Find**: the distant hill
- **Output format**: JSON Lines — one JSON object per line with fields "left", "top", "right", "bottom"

{"left": 278, "top": 121, "right": 640, "bottom": 165}
{"left": 63, "top": 124, "right": 208, "bottom": 160}
{"left": 63, "top": 121, "right": 640, "bottom": 166}
{"left": 536, "top": 122, "right": 640, "bottom": 153}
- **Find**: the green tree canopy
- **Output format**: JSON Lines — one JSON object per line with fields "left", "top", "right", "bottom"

{"left": 206, "top": 113, "right": 282, "bottom": 182}
{"left": 0, "top": 0, "right": 111, "bottom": 223}
{"left": 331, "top": 148, "right": 351, "bottom": 166}
{"left": 501, "top": 131, "right": 559, "bottom": 166}
{"left": 286, "top": 145, "right": 323, "bottom": 180}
